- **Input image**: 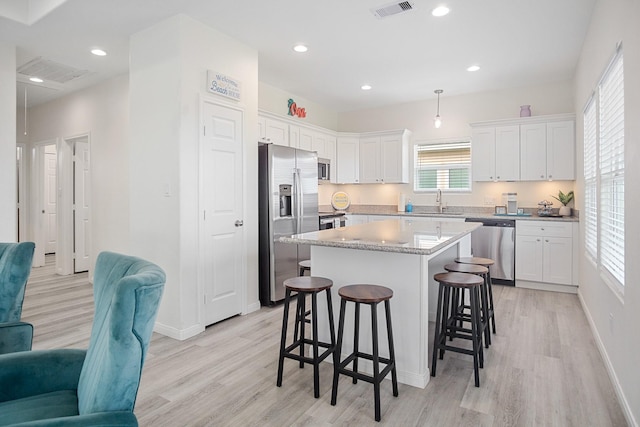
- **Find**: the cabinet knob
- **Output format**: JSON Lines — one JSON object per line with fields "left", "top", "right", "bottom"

{"left": 537, "top": 239, "right": 541, "bottom": 242}
{"left": 496, "top": 176, "right": 500, "bottom": 179}
{"left": 541, "top": 175, "right": 544, "bottom": 178}
{"left": 545, "top": 239, "right": 549, "bottom": 242}
{"left": 548, "top": 175, "right": 552, "bottom": 179}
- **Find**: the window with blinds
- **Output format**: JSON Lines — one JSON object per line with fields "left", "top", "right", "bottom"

{"left": 582, "top": 47, "right": 624, "bottom": 291}
{"left": 599, "top": 51, "right": 624, "bottom": 287}
{"left": 414, "top": 142, "right": 471, "bottom": 191}
{"left": 583, "top": 100, "right": 597, "bottom": 260}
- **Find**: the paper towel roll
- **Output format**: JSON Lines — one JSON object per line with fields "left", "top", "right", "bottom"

{"left": 397, "top": 193, "right": 406, "bottom": 212}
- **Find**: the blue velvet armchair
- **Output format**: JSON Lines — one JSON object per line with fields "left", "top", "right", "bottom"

{"left": 0, "top": 242, "right": 35, "bottom": 355}
{"left": 0, "top": 251, "right": 165, "bottom": 426}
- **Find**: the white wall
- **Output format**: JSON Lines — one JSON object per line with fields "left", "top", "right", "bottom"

{"left": 26, "top": 74, "right": 130, "bottom": 273}
{"left": 0, "top": 43, "right": 17, "bottom": 241}
{"left": 574, "top": 0, "right": 640, "bottom": 424}
{"left": 318, "top": 82, "right": 576, "bottom": 209}
{"left": 129, "top": 14, "right": 259, "bottom": 338}
{"left": 259, "top": 82, "right": 339, "bottom": 130}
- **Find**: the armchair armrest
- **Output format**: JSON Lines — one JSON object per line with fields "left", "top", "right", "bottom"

{"left": 0, "top": 348, "right": 86, "bottom": 403}
{"left": 0, "top": 321, "right": 33, "bottom": 354}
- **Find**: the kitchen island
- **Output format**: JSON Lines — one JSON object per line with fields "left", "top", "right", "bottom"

{"left": 280, "top": 218, "right": 481, "bottom": 389}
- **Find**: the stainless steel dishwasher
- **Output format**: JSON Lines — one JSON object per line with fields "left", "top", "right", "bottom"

{"left": 464, "top": 218, "right": 516, "bottom": 286}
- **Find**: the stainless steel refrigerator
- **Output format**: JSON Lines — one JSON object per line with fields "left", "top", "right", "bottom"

{"left": 258, "top": 144, "right": 319, "bottom": 305}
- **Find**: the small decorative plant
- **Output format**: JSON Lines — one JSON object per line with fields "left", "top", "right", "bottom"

{"left": 551, "top": 190, "right": 574, "bottom": 206}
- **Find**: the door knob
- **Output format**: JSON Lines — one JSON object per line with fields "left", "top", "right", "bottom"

{"left": 235, "top": 220, "right": 244, "bottom": 227}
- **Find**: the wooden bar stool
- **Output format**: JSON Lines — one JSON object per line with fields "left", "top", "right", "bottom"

{"left": 277, "top": 276, "right": 336, "bottom": 398}
{"left": 331, "top": 284, "right": 398, "bottom": 422}
{"left": 298, "top": 259, "right": 311, "bottom": 276}
{"left": 455, "top": 256, "right": 497, "bottom": 334}
{"left": 432, "top": 272, "right": 484, "bottom": 387}
{"left": 444, "top": 262, "right": 491, "bottom": 348}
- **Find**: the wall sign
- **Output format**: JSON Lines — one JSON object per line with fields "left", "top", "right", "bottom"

{"left": 207, "top": 70, "right": 241, "bottom": 101}
{"left": 288, "top": 98, "right": 307, "bottom": 118}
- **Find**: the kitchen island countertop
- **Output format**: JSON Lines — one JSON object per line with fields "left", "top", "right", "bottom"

{"left": 279, "top": 219, "right": 481, "bottom": 255}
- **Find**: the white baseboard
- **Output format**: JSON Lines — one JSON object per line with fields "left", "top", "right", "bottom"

{"left": 578, "top": 291, "right": 638, "bottom": 427}
{"left": 153, "top": 321, "right": 204, "bottom": 341}
{"left": 516, "top": 280, "right": 577, "bottom": 294}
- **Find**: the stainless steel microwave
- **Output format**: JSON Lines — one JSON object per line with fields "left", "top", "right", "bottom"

{"left": 318, "top": 158, "right": 330, "bottom": 183}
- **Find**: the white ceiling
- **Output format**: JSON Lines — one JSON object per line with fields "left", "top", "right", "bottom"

{"left": 2, "top": 0, "right": 596, "bottom": 112}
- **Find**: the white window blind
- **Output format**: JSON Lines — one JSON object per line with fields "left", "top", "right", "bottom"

{"left": 598, "top": 51, "right": 624, "bottom": 286}
{"left": 583, "top": 99, "right": 597, "bottom": 260}
{"left": 414, "top": 142, "right": 471, "bottom": 191}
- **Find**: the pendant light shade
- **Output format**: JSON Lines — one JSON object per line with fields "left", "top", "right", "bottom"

{"left": 434, "top": 89, "right": 443, "bottom": 128}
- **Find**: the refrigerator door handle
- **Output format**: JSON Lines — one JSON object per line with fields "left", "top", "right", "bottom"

{"left": 293, "top": 168, "right": 303, "bottom": 234}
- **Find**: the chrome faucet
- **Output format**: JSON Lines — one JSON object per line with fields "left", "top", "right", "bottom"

{"left": 436, "top": 189, "right": 443, "bottom": 213}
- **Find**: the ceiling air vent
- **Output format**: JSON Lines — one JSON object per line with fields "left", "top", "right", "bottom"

{"left": 17, "top": 57, "right": 90, "bottom": 84}
{"left": 371, "top": 1, "right": 416, "bottom": 19}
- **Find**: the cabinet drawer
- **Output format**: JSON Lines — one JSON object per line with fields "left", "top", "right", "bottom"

{"left": 516, "top": 220, "right": 573, "bottom": 237}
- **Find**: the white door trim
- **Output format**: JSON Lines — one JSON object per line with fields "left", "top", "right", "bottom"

{"left": 16, "top": 144, "right": 27, "bottom": 243}
{"left": 198, "top": 95, "right": 247, "bottom": 329}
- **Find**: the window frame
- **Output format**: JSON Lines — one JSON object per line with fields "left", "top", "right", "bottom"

{"left": 582, "top": 44, "right": 625, "bottom": 296}
{"left": 413, "top": 138, "right": 472, "bottom": 193}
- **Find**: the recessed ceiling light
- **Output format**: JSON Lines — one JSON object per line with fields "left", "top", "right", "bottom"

{"left": 467, "top": 65, "right": 480, "bottom": 72}
{"left": 293, "top": 44, "right": 308, "bottom": 53}
{"left": 432, "top": 6, "right": 450, "bottom": 17}
{"left": 361, "top": 84, "right": 372, "bottom": 91}
{"left": 91, "top": 49, "right": 107, "bottom": 56}
{"left": 29, "top": 77, "right": 43, "bottom": 83}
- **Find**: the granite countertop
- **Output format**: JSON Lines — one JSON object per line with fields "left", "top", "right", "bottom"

{"left": 280, "top": 219, "right": 481, "bottom": 256}
{"left": 320, "top": 205, "right": 579, "bottom": 222}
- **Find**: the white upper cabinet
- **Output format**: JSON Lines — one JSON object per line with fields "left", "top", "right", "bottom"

{"left": 299, "top": 127, "right": 314, "bottom": 151}
{"left": 358, "top": 130, "right": 410, "bottom": 184}
{"left": 336, "top": 136, "right": 359, "bottom": 184}
{"left": 546, "top": 121, "right": 575, "bottom": 181}
{"left": 471, "top": 125, "right": 519, "bottom": 181}
{"left": 520, "top": 120, "right": 575, "bottom": 181}
{"left": 471, "top": 114, "right": 575, "bottom": 182}
{"left": 258, "top": 117, "right": 289, "bottom": 146}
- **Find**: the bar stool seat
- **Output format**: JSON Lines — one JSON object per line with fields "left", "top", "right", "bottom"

{"left": 444, "top": 263, "right": 491, "bottom": 347}
{"left": 277, "top": 276, "right": 336, "bottom": 398}
{"left": 299, "top": 259, "right": 311, "bottom": 276}
{"left": 455, "top": 257, "right": 497, "bottom": 335}
{"left": 432, "top": 272, "right": 484, "bottom": 387}
{"left": 331, "top": 284, "right": 398, "bottom": 422}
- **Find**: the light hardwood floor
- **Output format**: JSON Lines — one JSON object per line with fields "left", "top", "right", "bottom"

{"left": 21, "top": 255, "right": 627, "bottom": 426}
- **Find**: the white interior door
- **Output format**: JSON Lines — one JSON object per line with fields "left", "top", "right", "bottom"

{"left": 73, "top": 141, "right": 91, "bottom": 272}
{"left": 44, "top": 145, "right": 57, "bottom": 254}
{"left": 201, "top": 100, "right": 244, "bottom": 326}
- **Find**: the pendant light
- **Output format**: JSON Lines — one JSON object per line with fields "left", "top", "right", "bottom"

{"left": 434, "top": 89, "right": 443, "bottom": 128}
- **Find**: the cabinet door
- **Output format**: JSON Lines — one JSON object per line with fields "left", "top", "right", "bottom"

{"left": 289, "top": 125, "right": 300, "bottom": 149}
{"left": 264, "top": 118, "right": 289, "bottom": 146}
{"left": 515, "top": 235, "right": 543, "bottom": 281}
{"left": 495, "top": 125, "right": 520, "bottom": 181}
{"left": 337, "top": 137, "right": 360, "bottom": 183}
{"left": 359, "top": 137, "right": 381, "bottom": 183}
{"left": 546, "top": 121, "right": 575, "bottom": 181}
{"left": 313, "top": 132, "right": 327, "bottom": 158}
{"left": 345, "top": 214, "right": 368, "bottom": 225}
{"left": 542, "top": 237, "right": 573, "bottom": 285}
{"left": 381, "top": 135, "right": 408, "bottom": 183}
{"left": 471, "top": 127, "right": 496, "bottom": 181}
{"left": 299, "top": 128, "right": 314, "bottom": 151}
{"left": 520, "top": 123, "right": 547, "bottom": 180}
{"left": 257, "top": 117, "right": 266, "bottom": 141}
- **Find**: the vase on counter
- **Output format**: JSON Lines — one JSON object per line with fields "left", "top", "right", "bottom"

{"left": 559, "top": 206, "right": 571, "bottom": 217}
{"left": 520, "top": 105, "right": 531, "bottom": 117}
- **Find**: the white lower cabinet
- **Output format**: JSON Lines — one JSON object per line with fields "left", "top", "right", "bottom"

{"left": 516, "top": 220, "right": 573, "bottom": 286}
{"left": 344, "top": 214, "right": 368, "bottom": 226}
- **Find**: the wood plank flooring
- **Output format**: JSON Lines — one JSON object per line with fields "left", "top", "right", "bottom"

{"left": 21, "top": 255, "right": 628, "bottom": 426}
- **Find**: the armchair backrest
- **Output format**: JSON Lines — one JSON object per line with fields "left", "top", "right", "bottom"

{"left": 77, "top": 251, "right": 165, "bottom": 415}
{"left": 0, "top": 242, "right": 35, "bottom": 322}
